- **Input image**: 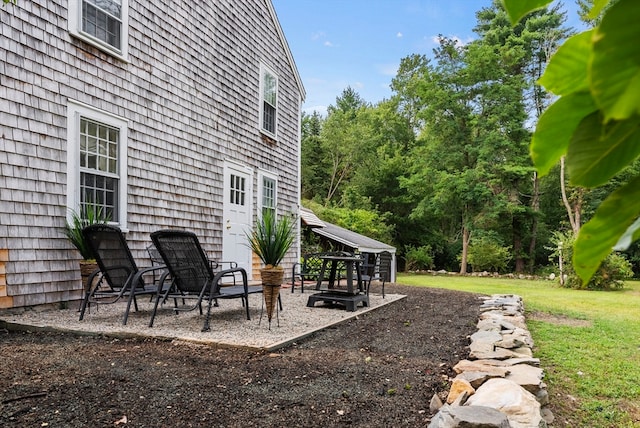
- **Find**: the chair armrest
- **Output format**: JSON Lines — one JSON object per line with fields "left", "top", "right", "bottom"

{"left": 211, "top": 267, "right": 248, "bottom": 294}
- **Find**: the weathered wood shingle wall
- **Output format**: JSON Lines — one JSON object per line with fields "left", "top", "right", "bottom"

{"left": 0, "top": 0, "right": 302, "bottom": 308}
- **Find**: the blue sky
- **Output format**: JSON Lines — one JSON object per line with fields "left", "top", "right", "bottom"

{"left": 271, "top": 0, "right": 585, "bottom": 115}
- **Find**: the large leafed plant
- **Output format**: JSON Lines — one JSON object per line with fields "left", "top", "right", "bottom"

{"left": 502, "top": 0, "right": 640, "bottom": 283}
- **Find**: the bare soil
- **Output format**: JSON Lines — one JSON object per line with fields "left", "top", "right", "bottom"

{"left": 0, "top": 285, "right": 482, "bottom": 427}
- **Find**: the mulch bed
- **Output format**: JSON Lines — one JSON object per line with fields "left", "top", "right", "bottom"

{"left": 0, "top": 284, "right": 482, "bottom": 427}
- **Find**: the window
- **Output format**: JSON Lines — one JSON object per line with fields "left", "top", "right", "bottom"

{"left": 67, "top": 100, "right": 128, "bottom": 228}
{"left": 69, "top": 0, "right": 129, "bottom": 59}
{"left": 230, "top": 174, "right": 246, "bottom": 206}
{"left": 259, "top": 64, "right": 278, "bottom": 138}
{"left": 258, "top": 170, "right": 277, "bottom": 217}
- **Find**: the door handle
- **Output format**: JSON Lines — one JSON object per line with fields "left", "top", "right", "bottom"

{"left": 226, "top": 220, "right": 231, "bottom": 230}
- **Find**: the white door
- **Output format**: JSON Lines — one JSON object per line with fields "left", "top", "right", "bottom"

{"left": 222, "top": 162, "right": 253, "bottom": 280}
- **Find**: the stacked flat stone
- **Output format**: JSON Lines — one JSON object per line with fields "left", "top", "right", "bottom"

{"left": 428, "top": 295, "right": 553, "bottom": 428}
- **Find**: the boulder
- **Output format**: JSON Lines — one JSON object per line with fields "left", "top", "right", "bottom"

{"left": 470, "top": 358, "right": 540, "bottom": 367}
{"left": 446, "top": 378, "right": 475, "bottom": 404}
{"left": 429, "top": 404, "right": 513, "bottom": 428}
{"left": 505, "top": 364, "right": 544, "bottom": 395}
{"left": 431, "top": 393, "right": 444, "bottom": 413}
{"left": 453, "top": 360, "right": 510, "bottom": 377}
{"left": 456, "top": 371, "right": 504, "bottom": 389}
{"left": 450, "top": 406, "right": 512, "bottom": 427}
{"left": 465, "top": 378, "right": 542, "bottom": 428}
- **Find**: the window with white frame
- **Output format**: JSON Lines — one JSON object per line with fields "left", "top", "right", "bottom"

{"left": 68, "top": 0, "right": 129, "bottom": 58}
{"left": 259, "top": 64, "right": 278, "bottom": 138}
{"left": 67, "top": 101, "right": 128, "bottom": 227}
{"left": 258, "top": 171, "right": 277, "bottom": 217}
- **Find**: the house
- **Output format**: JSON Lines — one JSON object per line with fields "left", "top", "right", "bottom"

{"left": 0, "top": 0, "right": 305, "bottom": 309}
{"left": 300, "top": 208, "right": 397, "bottom": 282}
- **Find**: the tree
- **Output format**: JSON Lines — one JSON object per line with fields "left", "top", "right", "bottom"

{"left": 300, "top": 111, "right": 329, "bottom": 201}
{"left": 317, "top": 87, "right": 369, "bottom": 205}
{"left": 474, "top": 1, "right": 569, "bottom": 272}
{"left": 503, "top": 0, "right": 640, "bottom": 283}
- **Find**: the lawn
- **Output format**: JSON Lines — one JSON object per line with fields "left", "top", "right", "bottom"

{"left": 397, "top": 273, "right": 640, "bottom": 427}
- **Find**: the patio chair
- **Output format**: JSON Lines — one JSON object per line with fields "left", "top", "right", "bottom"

{"left": 359, "top": 252, "right": 378, "bottom": 294}
{"left": 377, "top": 251, "right": 392, "bottom": 298}
{"left": 149, "top": 229, "right": 261, "bottom": 332}
{"left": 291, "top": 252, "right": 325, "bottom": 293}
{"left": 79, "top": 224, "right": 170, "bottom": 325}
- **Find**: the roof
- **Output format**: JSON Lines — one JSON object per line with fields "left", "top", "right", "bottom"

{"left": 300, "top": 207, "right": 325, "bottom": 228}
{"left": 300, "top": 207, "right": 395, "bottom": 253}
{"left": 266, "top": 0, "right": 306, "bottom": 101}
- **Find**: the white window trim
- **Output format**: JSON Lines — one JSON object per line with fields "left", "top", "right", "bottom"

{"left": 257, "top": 169, "right": 278, "bottom": 219}
{"left": 259, "top": 63, "right": 278, "bottom": 140}
{"left": 68, "top": 0, "right": 129, "bottom": 61}
{"left": 66, "top": 100, "right": 128, "bottom": 230}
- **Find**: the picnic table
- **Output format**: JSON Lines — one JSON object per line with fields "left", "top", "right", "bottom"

{"left": 306, "top": 254, "right": 370, "bottom": 311}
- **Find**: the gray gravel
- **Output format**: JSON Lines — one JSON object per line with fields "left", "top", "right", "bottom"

{"left": 1, "top": 289, "right": 404, "bottom": 350}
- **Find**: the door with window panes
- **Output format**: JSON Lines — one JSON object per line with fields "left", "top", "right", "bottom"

{"left": 222, "top": 162, "right": 253, "bottom": 280}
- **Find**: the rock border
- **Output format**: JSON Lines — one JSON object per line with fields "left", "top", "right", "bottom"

{"left": 428, "top": 294, "right": 553, "bottom": 428}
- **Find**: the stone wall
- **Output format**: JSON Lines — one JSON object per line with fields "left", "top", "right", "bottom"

{"left": 428, "top": 295, "right": 553, "bottom": 428}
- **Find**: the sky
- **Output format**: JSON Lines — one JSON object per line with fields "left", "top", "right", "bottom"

{"left": 271, "top": 0, "right": 586, "bottom": 116}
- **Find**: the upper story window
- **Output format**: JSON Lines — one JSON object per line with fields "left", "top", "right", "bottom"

{"left": 259, "top": 64, "right": 278, "bottom": 139}
{"left": 67, "top": 100, "right": 128, "bottom": 229}
{"left": 69, "top": 0, "right": 129, "bottom": 59}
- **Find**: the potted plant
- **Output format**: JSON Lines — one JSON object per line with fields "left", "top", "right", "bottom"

{"left": 246, "top": 209, "right": 295, "bottom": 323}
{"left": 64, "top": 205, "right": 110, "bottom": 288}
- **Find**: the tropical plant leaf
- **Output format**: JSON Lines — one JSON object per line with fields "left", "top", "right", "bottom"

{"left": 530, "top": 91, "right": 597, "bottom": 176}
{"left": 567, "top": 113, "right": 640, "bottom": 187}
{"left": 501, "top": 0, "right": 553, "bottom": 25}
{"left": 574, "top": 175, "right": 640, "bottom": 282}
{"left": 537, "top": 30, "right": 592, "bottom": 96}
{"left": 591, "top": 0, "right": 640, "bottom": 121}
{"left": 613, "top": 217, "right": 640, "bottom": 251}
{"left": 589, "top": 0, "right": 612, "bottom": 20}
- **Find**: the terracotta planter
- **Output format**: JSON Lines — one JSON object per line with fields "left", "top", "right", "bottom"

{"left": 260, "top": 266, "right": 283, "bottom": 323}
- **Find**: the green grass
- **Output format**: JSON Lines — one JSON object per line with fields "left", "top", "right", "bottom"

{"left": 398, "top": 273, "right": 640, "bottom": 427}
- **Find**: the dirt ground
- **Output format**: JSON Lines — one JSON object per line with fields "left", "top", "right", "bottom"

{"left": 0, "top": 285, "right": 483, "bottom": 427}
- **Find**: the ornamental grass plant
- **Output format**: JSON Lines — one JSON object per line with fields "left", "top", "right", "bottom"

{"left": 246, "top": 209, "right": 295, "bottom": 269}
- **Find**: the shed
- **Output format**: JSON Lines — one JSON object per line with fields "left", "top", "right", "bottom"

{"left": 300, "top": 208, "right": 397, "bottom": 282}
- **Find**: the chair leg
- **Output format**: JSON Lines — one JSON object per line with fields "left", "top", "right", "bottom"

{"left": 122, "top": 291, "right": 137, "bottom": 325}
{"left": 244, "top": 295, "right": 251, "bottom": 320}
{"left": 78, "top": 270, "right": 102, "bottom": 320}
{"left": 78, "top": 288, "right": 92, "bottom": 321}
{"left": 202, "top": 296, "right": 216, "bottom": 332}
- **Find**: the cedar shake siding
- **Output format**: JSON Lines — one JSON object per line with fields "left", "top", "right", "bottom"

{"left": 0, "top": 0, "right": 304, "bottom": 309}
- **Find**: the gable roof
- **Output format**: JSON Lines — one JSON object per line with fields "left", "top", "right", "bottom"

{"left": 266, "top": 0, "right": 306, "bottom": 101}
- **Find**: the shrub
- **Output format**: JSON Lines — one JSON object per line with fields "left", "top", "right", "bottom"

{"left": 549, "top": 231, "right": 633, "bottom": 290}
{"left": 405, "top": 245, "right": 434, "bottom": 271}
{"left": 465, "top": 236, "right": 512, "bottom": 273}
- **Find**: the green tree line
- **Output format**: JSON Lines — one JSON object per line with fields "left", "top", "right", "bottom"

{"left": 301, "top": 0, "right": 640, "bottom": 284}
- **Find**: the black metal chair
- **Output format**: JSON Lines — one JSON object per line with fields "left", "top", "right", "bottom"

{"left": 359, "top": 252, "right": 379, "bottom": 294}
{"left": 79, "top": 224, "right": 169, "bottom": 325}
{"left": 149, "top": 229, "right": 261, "bottom": 332}
{"left": 291, "top": 252, "right": 325, "bottom": 293}
{"left": 377, "top": 251, "right": 393, "bottom": 298}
